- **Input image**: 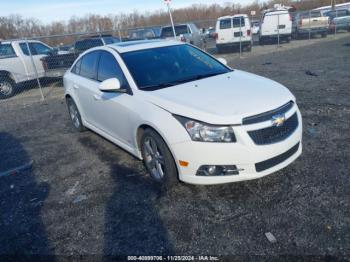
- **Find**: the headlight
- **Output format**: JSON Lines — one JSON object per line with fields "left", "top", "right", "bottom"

{"left": 174, "top": 115, "right": 236, "bottom": 143}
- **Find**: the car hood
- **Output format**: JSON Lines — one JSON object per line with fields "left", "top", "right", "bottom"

{"left": 140, "top": 70, "right": 295, "bottom": 125}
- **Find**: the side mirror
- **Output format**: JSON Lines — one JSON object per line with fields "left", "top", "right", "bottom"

{"left": 217, "top": 57, "right": 228, "bottom": 66}
{"left": 99, "top": 78, "right": 125, "bottom": 93}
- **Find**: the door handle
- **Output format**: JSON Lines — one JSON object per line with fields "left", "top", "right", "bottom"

{"left": 73, "top": 84, "right": 79, "bottom": 89}
{"left": 93, "top": 94, "right": 102, "bottom": 101}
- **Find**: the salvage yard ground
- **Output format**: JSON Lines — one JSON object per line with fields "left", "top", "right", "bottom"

{"left": 0, "top": 34, "right": 349, "bottom": 257}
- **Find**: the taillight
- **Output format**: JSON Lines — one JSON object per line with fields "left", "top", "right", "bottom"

{"left": 247, "top": 30, "right": 251, "bottom": 36}
{"left": 299, "top": 19, "right": 302, "bottom": 26}
{"left": 289, "top": 14, "right": 292, "bottom": 21}
{"left": 214, "top": 33, "right": 218, "bottom": 40}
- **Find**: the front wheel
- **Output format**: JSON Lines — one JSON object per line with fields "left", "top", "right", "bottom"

{"left": 66, "top": 97, "right": 86, "bottom": 132}
{"left": 0, "top": 78, "right": 15, "bottom": 99}
{"left": 141, "top": 128, "right": 178, "bottom": 189}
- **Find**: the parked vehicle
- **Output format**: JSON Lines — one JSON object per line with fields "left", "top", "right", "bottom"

{"left": 259, "top": 7, "right": 293, "bottom": 44}
{"left": 251, "top": 21, "right": 260, "bottom": 35}
{"left": 64, "top": 40, "right": 302, "bottom": 188}
{"left": 324, "top": 9, "right": 350, "bottom": 32}
{"left": 292, "top": 11, "right": 329, "bottom": 39}
{"left": 215, "top": 14, "right": 252, "bottom": 53}
{"left": 41, "top": 35, "right": 122, "bottom": 79}
{"left": 128, "top": 27, "right": 161, "bottom": 40}
{"left": 0, "top": 40, "right": 66, "bottom": 99}
{"left": 203, "top": 27, "right": 215, "bottom": 38}
{"left": 160, "top": 23, "right": 203, "bottom": 48}
{"left": 74, "top": 35, "right": 120, "bottom": 53}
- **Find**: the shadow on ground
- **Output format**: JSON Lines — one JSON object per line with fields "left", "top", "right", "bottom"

{"left": 0, "top": 132, "right": 53, "bottom": 259}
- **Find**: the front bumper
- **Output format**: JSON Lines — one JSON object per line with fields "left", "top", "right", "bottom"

{"left": 171, "top": 105, "right": 302, "bottom": 185}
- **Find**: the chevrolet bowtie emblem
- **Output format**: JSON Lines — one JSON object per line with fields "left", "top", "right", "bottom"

{"left": 272, "top": 114, "right": 286, "bottom": 127}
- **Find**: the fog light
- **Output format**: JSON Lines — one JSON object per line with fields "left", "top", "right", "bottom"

{"left": 196, "top": 165, "right": 240, "bottom": 176}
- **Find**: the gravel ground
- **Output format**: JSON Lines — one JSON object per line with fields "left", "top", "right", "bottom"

{"left": 0, "top": 34, "right": 349, "bottom": 260}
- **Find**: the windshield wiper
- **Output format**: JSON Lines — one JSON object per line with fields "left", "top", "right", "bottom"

{"left": 140, "top": 82, "right": 176, "bottom": 91}
{"left": 140, "top": 72, "right": 228, "bottom": 91}
{"left": 173, "top": 71, "right": 227, "bottom": 85}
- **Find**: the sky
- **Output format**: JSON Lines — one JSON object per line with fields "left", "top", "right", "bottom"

{"left": 0, "top": 0, "right": 258, "bottom": 23}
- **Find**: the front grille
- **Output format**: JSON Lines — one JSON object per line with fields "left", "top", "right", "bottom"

{"left": 243, "top": 101, "right": 294, "bottom": 125}
{"left": 255, "top": 142, "right": 300, "bottom": 172}
{"left": 248, "top": 113, "right": 298, "bottom": 145}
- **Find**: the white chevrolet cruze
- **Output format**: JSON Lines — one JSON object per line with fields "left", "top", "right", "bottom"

{"left": 64, "top": 40, "right": 302, "bottom": 187}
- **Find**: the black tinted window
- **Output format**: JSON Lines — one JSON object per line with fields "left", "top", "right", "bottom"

{"left": 79, "top": 51, "right": 99, "bottom": 80}
{"left": 0, "top": 44, "right": 16, "bottom": 58}
{"left": 219, "top": 19, "right": 231, "bottom": 29}
{"left": 75, "top": 39, "right": 103, "bottom": 52}
{"left": 97, "top": 51, "right": 127, "bottom": 87}
{"left": 19, "top": 42, "right": 51, "bottom": 56}
{"left": 161, "top": 25, "right": 189, "bottom": 37}
{"left": 72, "top": 58, "right": 82, "bottom": 74}
{"left": 232, "top": 17, "right": 245, "bottom": 28}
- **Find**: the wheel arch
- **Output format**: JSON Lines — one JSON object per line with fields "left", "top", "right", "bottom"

{"left": 136, "top": 123, "right": 180, "bottom": 178}
{"left": 0, "top": 70, "right": 16, "bottom": 83}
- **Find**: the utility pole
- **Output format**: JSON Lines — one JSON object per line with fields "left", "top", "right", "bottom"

{"left": 164, "top": 0, "right": 177, "bottom": 40}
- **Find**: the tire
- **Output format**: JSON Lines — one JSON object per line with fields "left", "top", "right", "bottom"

{"left": 322, "top": 32, "right": 327, "bottom": 38}
{"left": 66, "top": 97, "right": 86, "bottom": 132}
{"left": 294, "top": 31, "right": 299, "bottom": 40}
{"left": 141, "top": 128, "right": 178, "bottom": 189}
{"left": 216, "top": 46, "right": 223, "bottom": 54}
{"left": 246, "top": 44, "right": 252, "bottom": 52}
{"left": 0, "top": 77, "right": 15, "bottom": 99}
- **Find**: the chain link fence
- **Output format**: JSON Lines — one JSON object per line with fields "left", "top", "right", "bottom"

{"left": 0, "top": 12, "right": 348, "bottom": 105}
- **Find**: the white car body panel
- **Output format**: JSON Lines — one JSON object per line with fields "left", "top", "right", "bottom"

{"left": 0, "top": 40, "right": 52, "bottom": 83}
{"left": 216, "top": 15, "right": 252, "bottom": 45}
{"left": 260, "top": 10, "right": 292, "bottom": 37}
{"left": 64, "top": 41, "right": 302, "bottom": 185}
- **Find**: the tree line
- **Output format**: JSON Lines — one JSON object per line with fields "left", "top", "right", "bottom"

{"left": 0, "top": 0, "right": 347, "bottom": 44}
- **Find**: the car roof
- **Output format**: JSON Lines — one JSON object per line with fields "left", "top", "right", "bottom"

{"left": 108, "top": 39, "right": 184, "bottom": 53}
{"left": 218, "top": 14, "right": 248, "bottom": 20}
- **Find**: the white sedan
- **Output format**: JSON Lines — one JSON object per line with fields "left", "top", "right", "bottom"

{"left": 64, "top": 40, "right": 302, "bottom": 188}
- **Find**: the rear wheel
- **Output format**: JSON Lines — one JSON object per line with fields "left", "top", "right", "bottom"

{"left": 141, "top": 128, "right": 178, "bottom": 189}
{"left": 66, "top": 97, "right": 86, "bottom": 132}
{"left": 0, "top": 77, "right": 15, "bottom": 99}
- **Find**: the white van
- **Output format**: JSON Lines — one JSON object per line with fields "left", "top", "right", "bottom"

{"left": 215, "top": 14, "right": 252, "bottom": 53}
{"left": 259, "top": 9, "right": 292, "bottom": 44}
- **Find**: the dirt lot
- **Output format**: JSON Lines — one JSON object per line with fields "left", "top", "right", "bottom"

{"left": 0, "top": 34, "right": 350, "bottom": 259}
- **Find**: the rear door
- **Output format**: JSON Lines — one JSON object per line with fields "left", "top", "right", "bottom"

{"left": 217, "top": 18, "right": 232, "bottom": 43}
{"left": 18, "top": 42, "right": 52, "bottom": 78}
{"left": 72, "top": 50, "right": 100, "bottom": 126}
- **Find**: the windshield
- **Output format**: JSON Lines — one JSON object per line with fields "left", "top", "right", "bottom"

{"left": 121, "top": 44, "right": 231, "bottom": 90}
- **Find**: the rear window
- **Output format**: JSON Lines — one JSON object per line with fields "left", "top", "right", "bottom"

{"left": 161, "top": 25, "right": 189, "bottom": 37}
{"left": 0, "top": 44, "right": 16, "bottom": 58}
{"left": 219, "top": 19, "right": 231, "bottom": 29}
{"left": 232, "top": 17, "right": 245, "bottom": 28}
{"left": 300, "top": 12, "right": 322, "bottom": 19}
{"left": 75, "top": 39, "right": 103, "bottom": 52}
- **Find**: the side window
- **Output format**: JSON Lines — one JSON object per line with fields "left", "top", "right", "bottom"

{"left": 79, "top": 51, "right": 100, "bottom": 80}
{"left": 31, "top": 43, "right": 52, "bottom": 55}
{"left": 97, "top": 51, "right": 128, "bottom": 88}
{"left": 0, "top": 44, "right": 16, "bottom": 58}
{"left": 220, "top": 19, "right": 232, "bottom": 29}
{"left": 19, "top": 43, "right": 31, "bottom": 56}
{"left": 71, "top": 58, "right": 82, "bottom": 75}
{"left": 232, "top": 17, "right": 245, "bottom": 28}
